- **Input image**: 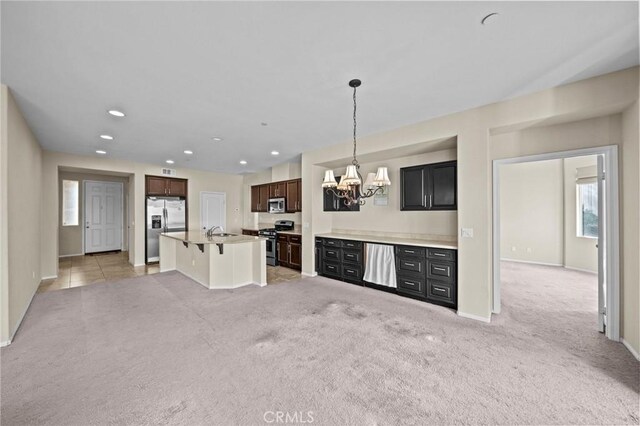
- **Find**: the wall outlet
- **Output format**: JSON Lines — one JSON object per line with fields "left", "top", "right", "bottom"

{"left": 32, "top": 271, "right": 35, "bottom": 279}
{"left": 192, "top": 260, "right": 195, "bottom": 266}
{"left": 303, "top": 222, "right": 310, "bottom": 229}
{"left": 461, "top": 228, "right": 474, "bottom": 238}
{"left": 511, "top": 246, "right": 516, "bottom": 252}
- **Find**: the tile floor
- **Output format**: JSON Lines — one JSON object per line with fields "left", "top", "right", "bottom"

{"left": 39, "top": 253, "right": 301, "bottom": 293}
{"left": 38, "top": 251, "right": 159, "bottom": 293}
{"left": 267, "top": 265, "right": 302, "bottom": 284}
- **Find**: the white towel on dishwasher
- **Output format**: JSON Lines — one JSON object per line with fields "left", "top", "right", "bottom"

{"left": 363, "top": 243, "right": 397, "bottom": 288}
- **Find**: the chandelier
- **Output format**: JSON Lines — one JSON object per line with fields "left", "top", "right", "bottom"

{"left": 321, "top": 79, "right": 391, "bottom": 206}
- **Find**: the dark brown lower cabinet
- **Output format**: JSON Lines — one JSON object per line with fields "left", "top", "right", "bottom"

{"left": 277, "top": 234, "right": 302, "bottom": 271}
{"left": 316, "top": 237, "right": 457, "bottom": 310}
{"left": 241, "top": 229, "right": 259, "bottom": 236}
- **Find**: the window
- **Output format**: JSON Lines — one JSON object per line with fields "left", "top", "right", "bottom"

{"left": 62, "top": 180, "right": 79, "bottom": 226}
{"left": 577, "top": 181, "right": 598, "bottom": 238}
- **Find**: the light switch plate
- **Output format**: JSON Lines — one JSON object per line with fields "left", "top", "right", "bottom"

{"left": 461, "top": 228, "right": 474, "bottom": 238}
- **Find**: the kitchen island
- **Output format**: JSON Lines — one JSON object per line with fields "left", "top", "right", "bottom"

{"left": 159, "top": 231, "right": 267, "bottom": 289}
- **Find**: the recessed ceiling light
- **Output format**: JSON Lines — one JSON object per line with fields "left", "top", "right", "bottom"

{"left": 100, "top": 134, "right": 114, "bottom": 140}
{"left": 96, "top": 150, "right": 107, "bottom": 155}
{"left": 184, "top": 150, "right": 193, "bottom": 155}
{"left": 108, "top": 109, "right": 125, "bottom": 117}
{"left": 239, "top": 160, "right": 247, "bottom": 165}
{"left": 212, "top": 137, "right": 223, "bottom": 141}
{"left": 261, "top": 122, "right": 268, "bottom": 126}
{"left": 166, "top": 160, "right": 175, "bottom": 164}
{"left": 271, "top": 151, "right": 279, "bottom": 156}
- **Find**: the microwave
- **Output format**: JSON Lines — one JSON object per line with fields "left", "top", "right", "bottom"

{"left": 268, "top": 197, "right": 286, "bottom": 214}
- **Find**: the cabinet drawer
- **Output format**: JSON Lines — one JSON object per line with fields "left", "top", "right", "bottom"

{"left": 427, "top": 260, "right": 455, "bottom": 283}
{"left": 427, "top": 248, "right": 456, "bottom": 261}
{"left": 322, "top": 247, "right": 341, "bottom": 261}
{"left": 289, "top": 235, "right": 302, "bottom": 244}
{"left": 426, "top": 281, "right": 456, "bottom": 306}
{"left": 342, "top": 250, "right": 362, "bottom": 265}
{"left": 397, "top": 275, "right": 425, "bottom": 296}
{"left": 342, "top": 240, "right": 362, "bottom": 250}
{"left": 397, "top": 258, "right": 425, "bottom": 275}
{"left": 396, "top": 245, "right": 426, "bottom": 258}
{"left": 322, "top": 261, "right": 341, "bottom": 277}
{"left": 323, "top": 238, "right": 342, "bottom": 247}
{"left": 342, "top": 265, "right": 362, "bottom": 281}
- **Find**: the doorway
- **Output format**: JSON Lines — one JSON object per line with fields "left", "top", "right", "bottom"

{"left": 200, "top": 192, "right": 226, "bottom": 232}
{"left": 84, "top": 180, "right": 123, "bottom": 254}
{"left": 492, "top": 146, "right": 620, "bottom": 341}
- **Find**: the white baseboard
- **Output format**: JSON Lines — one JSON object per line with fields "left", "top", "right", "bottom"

{"left": 41, "top": 275, "right": 57, "bottom": 280}
{"left": 563, "top": 266, "right": 598, "bottom": 274}
{"left": 501, "top": 258, "right": 563, "bottom": 267}
{"left": 59, "top": 253, "right": 83, "bottom": 258}
{"left": 301, "top": 271, "right": 318, "bottom": 277}
{"left": 457, "top": 311, "right": 491, "bottom": 323}
{"left": 621, "top": 339, "right": 640, "bottom": 361}
{"left": 133, "top": 263, "right": 146, "bottom": 267}
{"left": 1, "top": 339, "right": 11, "bottom": 348}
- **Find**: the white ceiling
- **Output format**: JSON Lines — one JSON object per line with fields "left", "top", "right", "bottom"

{"left": 2, "top": 2, "right": 637, "bottom": 174}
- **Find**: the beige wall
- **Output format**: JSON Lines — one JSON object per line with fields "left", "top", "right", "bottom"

{"left": 621, "top": 99, "right": 639, "bottom": 353}
{"left": 1, "top": 86, "right": 43, "bottom": 344}
{"left": 498, "top": 155, "right": 599, "bottom": 273}
{"left": 563, "top": 156, "right": 598, "bottom": 273}
{"left": 1, "top": 86, "right": 9, "bottom": 343}
{"left": 301, "top": 67, "right": 638, "bottom": 354}
{"left": 58, "top": 171, "right": 130, "bottom": 257}
{"left": 499, "top": 159, "right": 564, "bottom": 265}
{"left": 41, "top": 151, "right": 245, "bottom": 277}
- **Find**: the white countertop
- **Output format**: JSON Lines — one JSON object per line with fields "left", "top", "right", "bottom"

{"left": 162, "top": 231, "right": 265, "bottom": 245}
{"left": 315, "top": 233, "right": 458, "bottom": 250}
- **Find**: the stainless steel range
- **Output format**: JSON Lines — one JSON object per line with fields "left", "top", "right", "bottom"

{"left": 258, "top": 220, "right": 294, "bottom": 266}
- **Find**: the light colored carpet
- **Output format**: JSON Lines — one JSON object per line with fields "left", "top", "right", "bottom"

{"left": 1, "top": 262, "right": 638, "bottom": 425}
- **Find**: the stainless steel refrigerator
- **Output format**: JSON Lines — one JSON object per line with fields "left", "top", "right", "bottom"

{"left": 146, "top": 197, "right": 186, "bottom": 263}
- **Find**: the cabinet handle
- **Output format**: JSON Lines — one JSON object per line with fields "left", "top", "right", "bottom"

{"left": 405, "top": 262, "right": 415, "bottom": 267}
{"left": 433, "top": 266, "right": 447, "bottom": 272}
{"left": 404, "top": 281, "right": 416, "bottom": 287}
{"left": 434, "top": 287, "right": 447, "bottom": 293}
{"left": 168, "top": 188, "right": 171, "bottom": 195}
{"left": 405, "top": 250, "right": 415, "bottom": 254}
{"left": 429, "top": 195, "right": 433, "bottom": 208}
{"left": 434, "top": 252, "right": 446, "bottom": 257}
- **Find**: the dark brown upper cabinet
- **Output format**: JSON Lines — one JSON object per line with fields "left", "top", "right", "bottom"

{"left": 251, "top": 178, "right": 301, "bottom": 213}
{"left": 146, "top": 175, "right": 188, "bottom": 197}
{"left": 286, "top": 179, "right": 302, "bottom": 212}
{"left": 400, "top": 161, "right": 457, "bottom": 211}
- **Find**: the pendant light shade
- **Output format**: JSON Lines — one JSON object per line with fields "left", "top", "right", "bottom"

{"left": 373, "top": 167, "right": 391, "bottom": 187}
{"left": 341, "top": 165, "right": 361, "bottom": 186}
{"left": 322, "top": 170, "right": 338, "bottom": 188}
{"left": 363, "top": 172, "right": 376, "bottom": 190}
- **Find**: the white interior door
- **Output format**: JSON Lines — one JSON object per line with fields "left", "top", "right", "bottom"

{"left": 200, "top": 192, "right": 226, "bottom": 232}
{"left": 597, "top": 155, "right": 606, "bottom": 333}
{"left": 85, "top": 181, "right": 123, "bottom": 253}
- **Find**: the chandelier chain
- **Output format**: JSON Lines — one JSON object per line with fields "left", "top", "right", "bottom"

{"left": 352, "top": 85, "right": 358, "bottom": 166}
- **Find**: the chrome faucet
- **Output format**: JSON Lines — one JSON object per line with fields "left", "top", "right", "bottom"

{"left": 206, "top": 225, "right": 224, "bottom": 237}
